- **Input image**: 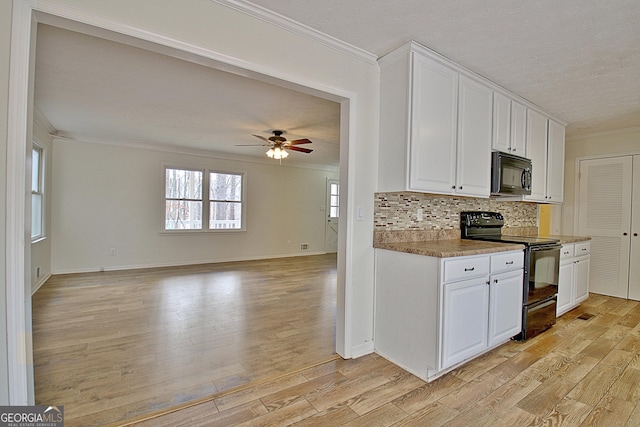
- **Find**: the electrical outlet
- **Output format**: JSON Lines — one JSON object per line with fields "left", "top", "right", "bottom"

{"left": 300, "top": 243, "right": 310, "bottom": 251}
{"left": 417, "top": 208, "right": 424, "bottom": 221}
{"left": 110, "top": 248, "right": 117, "bottom": 256}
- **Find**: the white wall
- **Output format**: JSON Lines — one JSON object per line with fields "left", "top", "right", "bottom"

{"left": 562, "top": 127, "right": 640, "bottom": 234}
{"left": 51, "top": 139, "right": 338, "bottom": 273}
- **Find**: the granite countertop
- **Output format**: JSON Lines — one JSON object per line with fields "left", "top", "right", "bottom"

{"left": 542, "top": 235, "right": 591, "bottom": 244}
{"left": 374, "top": 239, "right": 525, "bottom": 258}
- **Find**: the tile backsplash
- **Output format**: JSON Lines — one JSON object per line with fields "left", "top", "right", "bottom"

{"left": 374, "top": 192, "right": 537, "bottom": 232}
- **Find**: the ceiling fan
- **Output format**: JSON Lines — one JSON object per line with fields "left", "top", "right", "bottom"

{"left": 237, "top": 130, "right": 313, "bottom": 160}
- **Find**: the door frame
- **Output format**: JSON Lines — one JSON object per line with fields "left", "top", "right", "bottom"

{"left": 7, "top": 0, "right": 356, "bottom": 404}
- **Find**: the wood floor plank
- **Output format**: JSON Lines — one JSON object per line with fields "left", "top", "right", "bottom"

{"left": 35, "top": 275, "right": 640, "bottom": 427}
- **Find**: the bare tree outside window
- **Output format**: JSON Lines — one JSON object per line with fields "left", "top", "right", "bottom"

{"left": 210, "top": 172, "right": 242, "bottom": 230}
{"left": 165, "top": 168, "right": 203, "bottom": 229}
{"left": 164, "top": 168, "right": 244, "bottom": 231}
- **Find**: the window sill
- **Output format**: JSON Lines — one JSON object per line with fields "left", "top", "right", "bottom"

{"left": 31, "top": 236, "right": 47, "bottom": 244}
{"left": 159, "top": 229, "right": 246, "bottom": 235}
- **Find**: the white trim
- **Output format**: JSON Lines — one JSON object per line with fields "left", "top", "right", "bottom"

{"left": 212, "top": 0, "right": 378, "bottom": 65}
{"left": 33, "top": 107, "right": 56, "bottom": 135}
{"left": 50, "top": 251, "right": 329, "bottom": 276}
{"left": 53, "top": 134, "right": 340, "bottom": 173}
{"left": 30, "top": 273, "right": 52, "bottom": 296}
{"left": 7, "top": 0, "right": 33, "bottom": 405}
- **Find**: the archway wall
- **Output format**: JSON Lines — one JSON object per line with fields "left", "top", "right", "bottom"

{"left": 2, "top": 0, "right": 380, "bottom": 403}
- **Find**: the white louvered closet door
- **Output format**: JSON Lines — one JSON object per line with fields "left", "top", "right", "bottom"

{"left": 578, "top": 156, "right": 632, "bottom": 299}
{"left": 630, "top": 156, "right": 640, "bottom": 300}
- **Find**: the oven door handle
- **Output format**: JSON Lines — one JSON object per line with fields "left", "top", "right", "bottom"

{"left": 528, "top": 298, "right": 556, "bottom": 312}
{"left": 530, "top": 243, "right": 562, "bottom": 251}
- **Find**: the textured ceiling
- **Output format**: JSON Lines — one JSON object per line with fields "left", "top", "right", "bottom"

{"left": 34, "top": 24, "right": 341, "bottom": 168}
{"left": 249, "top": 0, "right": 640, "bottom": 136}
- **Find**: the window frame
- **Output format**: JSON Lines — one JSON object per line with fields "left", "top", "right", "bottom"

{"left": 162, "top": 165, "right": 246, "bottom": 233}
{"left": 31, "top": 142, "right": 45, "bottom": 242}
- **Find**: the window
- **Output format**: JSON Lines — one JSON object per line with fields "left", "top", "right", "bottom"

{"left": 31, "top": 144, "right": 44, "bottom": 240}
{"left": 164, "top": 167, "right": 244, "bottom": 231}
{"left": 209, "top": 172, "right": 242, "bottom": 230}
{"left": 329, "top": 182, "right": 339, "bottom": 218}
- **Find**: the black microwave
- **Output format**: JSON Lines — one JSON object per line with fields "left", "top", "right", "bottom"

{"left": 491, "top": 151, "right": 532, "bottom": 196}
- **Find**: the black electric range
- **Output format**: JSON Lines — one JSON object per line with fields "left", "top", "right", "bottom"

{"left": 460, "top": 211, "right": 561, "bottom": 340}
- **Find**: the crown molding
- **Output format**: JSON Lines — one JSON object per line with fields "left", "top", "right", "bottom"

{"left": 212, "top": 0, "right": 378, "bottom": 65}
{"left": 52, "top": 133, "right": 339, "bottom": 172}
{"left": 33, "top": 107, "right": 57, "bottom": 135}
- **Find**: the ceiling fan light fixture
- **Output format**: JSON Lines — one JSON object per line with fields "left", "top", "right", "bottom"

{"left": 266, "top": 146, "right": 288, "bottom": 160}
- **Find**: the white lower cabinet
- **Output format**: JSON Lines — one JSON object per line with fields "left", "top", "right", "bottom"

{"left": 375, "top": 248, "right": 523, "bottom": 381}
{"left": 556, "top": 241, "right": 591, "bottom": 316}
{"left": 442, "top": 277, "right": 489, "bottom": 368}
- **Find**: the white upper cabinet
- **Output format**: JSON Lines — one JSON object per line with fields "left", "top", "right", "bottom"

{"left": 546, "top": 120, "right": 566, "bottom": 202}
{"left": 525, "top": 109, "right": 549, "bottom": 201}
{"left": 378, "top": 41, "right": 565, "bottom": 199}
{"left": 379, "top": 44, "right": 491, "bottom": 197}
{"left": 408, "top": 53, "right": 459, "bottom": 194}
{"left": 456, "top": 76, "right": 493, "bottom": 197}
{"left": 492, "top": 93, "right": 527, "bottom": 158}
{"left": 510, "top": 101, "right": 528, "bottom": 157}
{"left": 524, "top": 112, "right": 565, "bottom": 203}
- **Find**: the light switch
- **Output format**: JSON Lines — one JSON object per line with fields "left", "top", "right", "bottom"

{"left": 357, "top": 205, "right": 364, "bottom": 220}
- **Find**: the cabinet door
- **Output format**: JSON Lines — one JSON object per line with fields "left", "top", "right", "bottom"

{"left": 546, "top": 120, "right": 565, "bottom": 203}
{"left": 492, "top": 92, "right": 511, "bottom": 154}
{"left": 524, "top": 110, "right": 549, "bottom": 202}
{"left": 557, "top": 260, "right": 574, "bottom": 316}
{"left": 510, "top": 101, "right": 527, "bottom": 157}
{"left": 456, "top": 76, "right": 492, "bottom": 197}
{"left": 409, "top": 54, "right": 458, "bottom": 193}
{"left": 442, "top": 277, "right": 489, "bottom": 369}
{"left": 574, "top": 256, "right": 590, "bottom": 303}
{"left": 488, "top": 270, "right": 523, "bottom": 347}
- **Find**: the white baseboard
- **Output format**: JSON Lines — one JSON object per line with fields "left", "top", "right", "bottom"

{"left": 52, "top": 251, "right": 330, "bottom": 275}
{"left": 350, "top": 341, "right": 375, "bottom": 359}
{"left": 31, "top": 273, "right": 52, "bottom": 295}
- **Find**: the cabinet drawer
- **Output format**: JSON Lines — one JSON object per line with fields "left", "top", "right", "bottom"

{"left": 560, "top": 244, "right": 574, "bottom": 260}
{"left": 490, "top": 251, "right": 524, "bottom": 274}
{"left": 575, "top": 241, "right": 590, "bottom": 256}
{"left": 443, "top": 256, "right": 490, "bottom": 283}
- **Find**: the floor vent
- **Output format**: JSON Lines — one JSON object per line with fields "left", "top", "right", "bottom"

{"left": 300, "top": 243, "right": 310, "bottom": 251}
{"left": 577, "top": 313, "right": 595, "bottom": 320}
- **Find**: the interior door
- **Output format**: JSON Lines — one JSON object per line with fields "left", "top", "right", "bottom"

{"left": 325, "top": 179, "right": 339, "bottom": 253}
{"left": 578, "top": 156, "right": 632, "bottom": 298}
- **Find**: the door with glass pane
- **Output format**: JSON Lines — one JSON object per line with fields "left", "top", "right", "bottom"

{"left": 325, "top": 179, "right": 339, "bottom": 253}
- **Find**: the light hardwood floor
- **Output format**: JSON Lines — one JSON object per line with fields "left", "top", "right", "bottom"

{"left": 32, "top": 254, "right": 338, "bottom": 426}
{"left": 121, "top": 293, "right": 640, "bottom": 427}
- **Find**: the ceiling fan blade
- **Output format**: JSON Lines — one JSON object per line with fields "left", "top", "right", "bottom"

{"left": 288, "top": 146, "right": 313, "bottom": 154}
{"left": 288, "top": 138, "right": 312, "bottom": 145}
{"left": 252, "top": 134, "right": 270, "bottom": 142}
